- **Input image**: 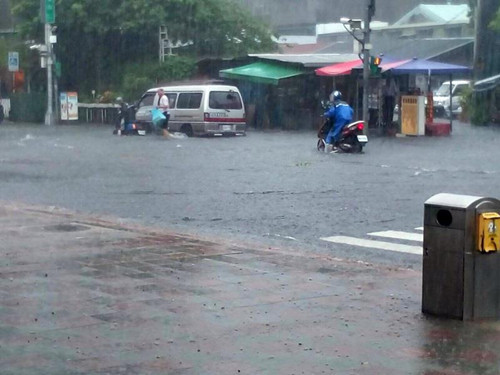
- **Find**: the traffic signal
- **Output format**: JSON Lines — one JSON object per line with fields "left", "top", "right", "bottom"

{"left": 370, "top": 56, "right": 382, "bottom": 75}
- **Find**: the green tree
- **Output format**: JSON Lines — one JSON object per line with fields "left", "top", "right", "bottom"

{"left": 13, "top": 0, "right": 275, "bottom": 97}
{"left": 489, "top": 6, "right": 500, "bottom": 30}
{"left": 121, "top": 57, "right": 197, "bottom": 101}
{"left": 469, "top": 1, "right": 499, "bottom": 125}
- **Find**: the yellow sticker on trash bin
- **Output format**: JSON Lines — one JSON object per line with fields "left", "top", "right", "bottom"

{"left": 477, "top": 212, "right": 500, "bottom": 253}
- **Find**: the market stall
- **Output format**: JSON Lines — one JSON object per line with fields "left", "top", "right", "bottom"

{"left": 384, "top": 59, "right": 471, "bottom": 135}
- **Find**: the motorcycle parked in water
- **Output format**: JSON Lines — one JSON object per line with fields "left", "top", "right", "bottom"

{"left": 316, "top": 101, "right": 368, "bottom": 153}
{"left": 113, "top": 101, "right": 146, "bottom": 136}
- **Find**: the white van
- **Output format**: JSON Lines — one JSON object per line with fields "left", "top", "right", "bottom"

{"left": 135, "top": 84, "right": 246, "bottom": 137}
{"left": 433, "top": 80, "right": 470, "bottom": 117}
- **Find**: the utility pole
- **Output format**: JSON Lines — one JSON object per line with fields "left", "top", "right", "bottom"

{"left": 159, "top": 26, "right": 172, "bottom": 62}
{"left": 362, "top": 0, "right": 375, "bottom": 135}
{"left": 44, "top": 23, "right": 54, "bottom": 125}
{"left": 43, "top": 0, "right": 55, "bottom": 125}
{"left": 53, "top": 58, "right": 59, "bottom": 123}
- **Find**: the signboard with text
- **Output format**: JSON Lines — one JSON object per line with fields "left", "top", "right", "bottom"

{"left": 45, "top": 0, "right": 55, "bottom": 23}
{"left": 8, "top": 52, "right": 19, "bottom": 72}
{"left": 60, "top": 92, "right": 78, "bottom": 121}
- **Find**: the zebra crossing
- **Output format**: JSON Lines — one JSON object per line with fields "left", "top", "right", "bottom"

{"left": 320, "top": 227, "right": 424, "bottom": 255}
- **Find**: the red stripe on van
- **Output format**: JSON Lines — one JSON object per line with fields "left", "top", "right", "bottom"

{"left": 205, "top": 117, "right": 246, "bottom": 123}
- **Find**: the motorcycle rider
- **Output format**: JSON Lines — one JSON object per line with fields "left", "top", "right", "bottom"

{"left": 114, "top": 97, "right": 133, "bottom": 135}
{"left": 323, "top": 90, "right": 353, "bottom": 153}
{"left": 114, "top": 97, "right": 126, "bottom": 134}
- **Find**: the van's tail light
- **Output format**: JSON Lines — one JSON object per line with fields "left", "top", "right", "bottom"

{"left": 357, "top": 122, "right": 364, "bottom": 131}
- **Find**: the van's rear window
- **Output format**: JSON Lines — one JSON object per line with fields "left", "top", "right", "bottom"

{"left": 209, "top": 91, "right": 243, "bottom": 110}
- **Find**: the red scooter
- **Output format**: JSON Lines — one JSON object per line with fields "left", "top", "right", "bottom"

{"left": 316, "top": 100, "right": 368, "bottom": 153}
{"left": 317, "top": 119, "right": 368, "bottom": 153}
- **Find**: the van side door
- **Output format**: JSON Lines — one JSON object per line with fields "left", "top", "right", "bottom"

{"left": 175, "top": 92, "right": 203, "bottom": 124}
{"left": 135, "top": 92, "right": 156, "bottom": 123}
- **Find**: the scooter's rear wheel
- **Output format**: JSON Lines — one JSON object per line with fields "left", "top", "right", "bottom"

{"left": 317, "top": 138, "right": 325, "bottom": 151}
{"left": 339, "top": 136, "right": 363, "bottom": 153}
{"left": 351, "top": 141, "right": 363, "bottom": 153}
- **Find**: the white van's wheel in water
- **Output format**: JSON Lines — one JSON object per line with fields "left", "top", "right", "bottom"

{"left": 181, "top": 124, "right": 193, "bottom": 137}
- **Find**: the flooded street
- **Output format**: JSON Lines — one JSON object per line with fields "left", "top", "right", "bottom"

{"left": 1, "top": 122, "right": 500, "bottom": 269}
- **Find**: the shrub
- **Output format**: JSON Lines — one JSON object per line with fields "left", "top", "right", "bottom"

{"left": 471, "top": 91, "right": 491, "bottom": 126}
{"left": 121, "top": 56, "right": 197, "bottom": 101}
{"left": 459, "top": 86, "right": 473, "bottom": 122}
{"left": 122, "top": 76, "right": 152, "bottom": 103}
{"left": 9, "top": 92, "right": 46, "bottom": 123}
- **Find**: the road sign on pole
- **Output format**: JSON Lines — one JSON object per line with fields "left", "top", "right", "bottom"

{"left": 55, "top": 61, "right": 62, "bottom": 78}
{"left": 8, "top": 52, "right": 19, "bottom": 72}
{"left": 45, "top": 0, "right": 55, "bottom": 23}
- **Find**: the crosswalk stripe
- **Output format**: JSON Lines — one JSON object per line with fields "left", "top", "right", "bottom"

{"left": 367, "top": 230, "right": 423, "bottom": 242}
{"left": 415, "top": 227, "right": 424, "bottom": 231}
{"left": 320, "top": 236, "right": 422, "bottom": 255}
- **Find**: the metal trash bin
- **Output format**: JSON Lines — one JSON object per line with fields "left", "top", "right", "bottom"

{"left": 423, "top": 193, "right": 500, "bottom": 320}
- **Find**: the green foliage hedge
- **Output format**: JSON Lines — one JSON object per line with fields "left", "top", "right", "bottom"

{"left": 9, "top": 93, "right": 46, "bottom": 123}
{"left": 121, "top": 56, "right": 197, "bottom": 101}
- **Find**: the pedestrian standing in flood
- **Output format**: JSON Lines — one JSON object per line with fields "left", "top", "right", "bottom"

{"left": 154, "top": 88, "right": 171, "bottom": 137}
{"left": 382, "top": 77, "right": 398, "bottom": 127}
{"left": 0, "top": 96, "right": 4, "bottom": 124}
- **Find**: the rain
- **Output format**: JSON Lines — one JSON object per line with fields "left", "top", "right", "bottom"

{"left": 0, "top": 1, "right": 499, "bottom": 374}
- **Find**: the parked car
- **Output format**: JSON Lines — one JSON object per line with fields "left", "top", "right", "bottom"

{"left": 135, "top": 84, "right": 246, "bottom": 137}
{"left": 433, "top": 80, "right": 470, "bottom": 117}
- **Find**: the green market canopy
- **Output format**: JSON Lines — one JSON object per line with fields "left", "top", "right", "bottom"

{"left": 220, "top": 62, "right": 304, "bottom": 85}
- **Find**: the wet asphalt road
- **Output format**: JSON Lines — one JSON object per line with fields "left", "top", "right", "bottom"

{"left": 1, "top": 121, "right": 499, "bottom": 268}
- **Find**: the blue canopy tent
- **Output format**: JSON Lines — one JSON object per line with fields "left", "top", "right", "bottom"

{"left": 385, "top": 59, "right": 471, "bottom": 75}
{"left": 384, "top": 58, "right": 472, "bottom": 128}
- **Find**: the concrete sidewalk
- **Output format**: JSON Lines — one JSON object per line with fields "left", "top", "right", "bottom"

{"left": 0, "top": 203, "right": 498, "bottom": 375}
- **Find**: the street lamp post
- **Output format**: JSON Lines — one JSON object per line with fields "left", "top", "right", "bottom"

{"left": 42, "top": 0, "right": 55, "bottom": 125}
{"left": 362, "top": 2, "right": 373, "bottom": 135}
{"left": 341, "top": 0, "right": 375, "bottom": 135}
{"left": 44, "top": 23, "right": 54, "bottom": 126}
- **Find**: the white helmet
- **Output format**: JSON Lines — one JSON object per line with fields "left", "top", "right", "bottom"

{"left": 330, "top": 90, "right": 342, "bottom": 102}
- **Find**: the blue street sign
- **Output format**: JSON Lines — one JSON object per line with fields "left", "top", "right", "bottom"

{"left": 8, "top": 52, "right": 19, "bottom": 72}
